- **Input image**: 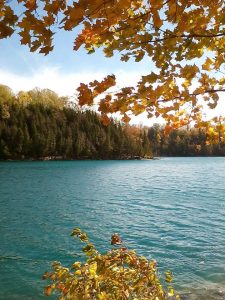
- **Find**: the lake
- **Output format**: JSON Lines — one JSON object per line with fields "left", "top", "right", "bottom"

{"left": 0, "top": 158, "right": 225, "bottom": 299}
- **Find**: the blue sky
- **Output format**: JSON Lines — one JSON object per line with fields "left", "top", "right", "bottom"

{"left": 0, "top": 27, "right": 224, "bottom": 124}
{"left": 0, "top": 2, "right": 149, "bottom": 78}
{"left": 0, "top": 27, "right": 150, "bottom": 79}
{"left": 0, "top": 28, "right": 156, "bottom": 125}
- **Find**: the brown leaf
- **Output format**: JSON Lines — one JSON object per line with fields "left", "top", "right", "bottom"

{"left": 111, "top": 233, "right": 122, "bottom": 245}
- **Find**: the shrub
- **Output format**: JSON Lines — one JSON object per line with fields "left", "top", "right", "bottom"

{"left": 43, "top": 228, "right": 179, "bottom": 300}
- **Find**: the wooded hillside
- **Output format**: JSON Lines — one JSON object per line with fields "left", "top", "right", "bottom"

{"left": 0, "top": 84, "right": 224, "bottom": 160}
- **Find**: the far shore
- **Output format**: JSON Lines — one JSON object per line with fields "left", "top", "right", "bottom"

{"left": 1, "top": 155, "right": 156, "bottom": 162}
{"left": 1, "top": 156, "right": 225, "bottom": 162}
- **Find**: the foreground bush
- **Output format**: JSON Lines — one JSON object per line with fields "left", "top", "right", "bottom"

{"left": 43, "top": 228, "right": 179, "bottom": 300}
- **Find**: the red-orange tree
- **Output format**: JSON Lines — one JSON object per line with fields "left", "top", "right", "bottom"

{"left": 0, "top": 0, "right": 225, "bottom": 136}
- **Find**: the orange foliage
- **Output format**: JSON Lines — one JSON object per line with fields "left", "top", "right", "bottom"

{"left": 1, "top": 1, "right": 225, "bottom": 138}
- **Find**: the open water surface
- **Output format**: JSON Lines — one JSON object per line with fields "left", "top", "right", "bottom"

{"left": 0, "top": 158, "right": 225, "bottom": 299}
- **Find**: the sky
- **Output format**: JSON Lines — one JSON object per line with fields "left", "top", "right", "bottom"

{"left": 0, "top": 24, "right": 224, "bottom": 125}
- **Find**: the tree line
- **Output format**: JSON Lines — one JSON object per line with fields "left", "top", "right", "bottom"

{"left": 148, "top": 124, "right": 225, "bottom": 157}
{"left": 0, "top": 84, "right": 224, "bottom": 160}
{"left": 0, "top": 84, "right": 151, "bottom": 160}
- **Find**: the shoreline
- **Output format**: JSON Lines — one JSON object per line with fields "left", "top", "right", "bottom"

{"left": 1, "top": 155, "right": 225, "bottom": 162}
{"left": 0, "top": 155, "right": 155, "bottom": 162}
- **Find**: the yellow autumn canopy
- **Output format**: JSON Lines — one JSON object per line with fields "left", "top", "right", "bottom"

{"left": 0, "top": 0, "right": 225, "bottom": 131}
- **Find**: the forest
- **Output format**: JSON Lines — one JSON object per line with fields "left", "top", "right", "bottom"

{"left": 0, "top": 84, "right": 151, "bottom": 160}
{"left": 0, "top": 83, "right": 224, "bottom": 160}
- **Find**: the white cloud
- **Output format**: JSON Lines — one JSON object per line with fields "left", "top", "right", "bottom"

{"left": 0, "top": 67, "right": 224, "bottom": 126}
{"left": 0, "top": 67, "right": 144, "bottom": 96}
{"left": 0, "top": 67, "right": 105, "bottom": 96}
{"left": 201, "top": 101, "right": 225, "bottom": 120}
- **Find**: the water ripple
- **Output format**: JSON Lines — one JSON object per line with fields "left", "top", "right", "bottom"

{"left": 0, "top": 158, "right": 225, "bottom": 299}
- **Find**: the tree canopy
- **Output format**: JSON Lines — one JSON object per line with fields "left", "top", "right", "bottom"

{"left": 0, "top": 0, "right": 225, "bottom": 137}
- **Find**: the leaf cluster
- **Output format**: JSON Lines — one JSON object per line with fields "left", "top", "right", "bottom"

{"left": 43, "top": 228, "right": 179, "bottom": 300}
{"left": 1, "top": 1, "right": 225, "bottom": 128}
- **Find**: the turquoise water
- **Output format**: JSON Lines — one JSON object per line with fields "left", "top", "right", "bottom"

{"left": 0, "top": 158, "right": 225, "bottom": 299}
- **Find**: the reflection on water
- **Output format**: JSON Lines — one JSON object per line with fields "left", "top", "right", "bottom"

{"left": 180, "top": 284, "right": 225, "bottom": 300}
{"left": 0, "top": 158, "right": 225, "bottom": 299}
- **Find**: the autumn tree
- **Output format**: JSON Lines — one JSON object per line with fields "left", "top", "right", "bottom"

{"left": 0, "top": 0, "right": 225, "bottom": 138}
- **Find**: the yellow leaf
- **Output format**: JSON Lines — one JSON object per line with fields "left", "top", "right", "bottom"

{"left": 89, "top": 262, "right": 97, "bottom": 276}
{"left": 202, "top": 57, "right": 213, "bottom": 71}
{"left": 75, "top": 270, "right": 81, "bottom": 275}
